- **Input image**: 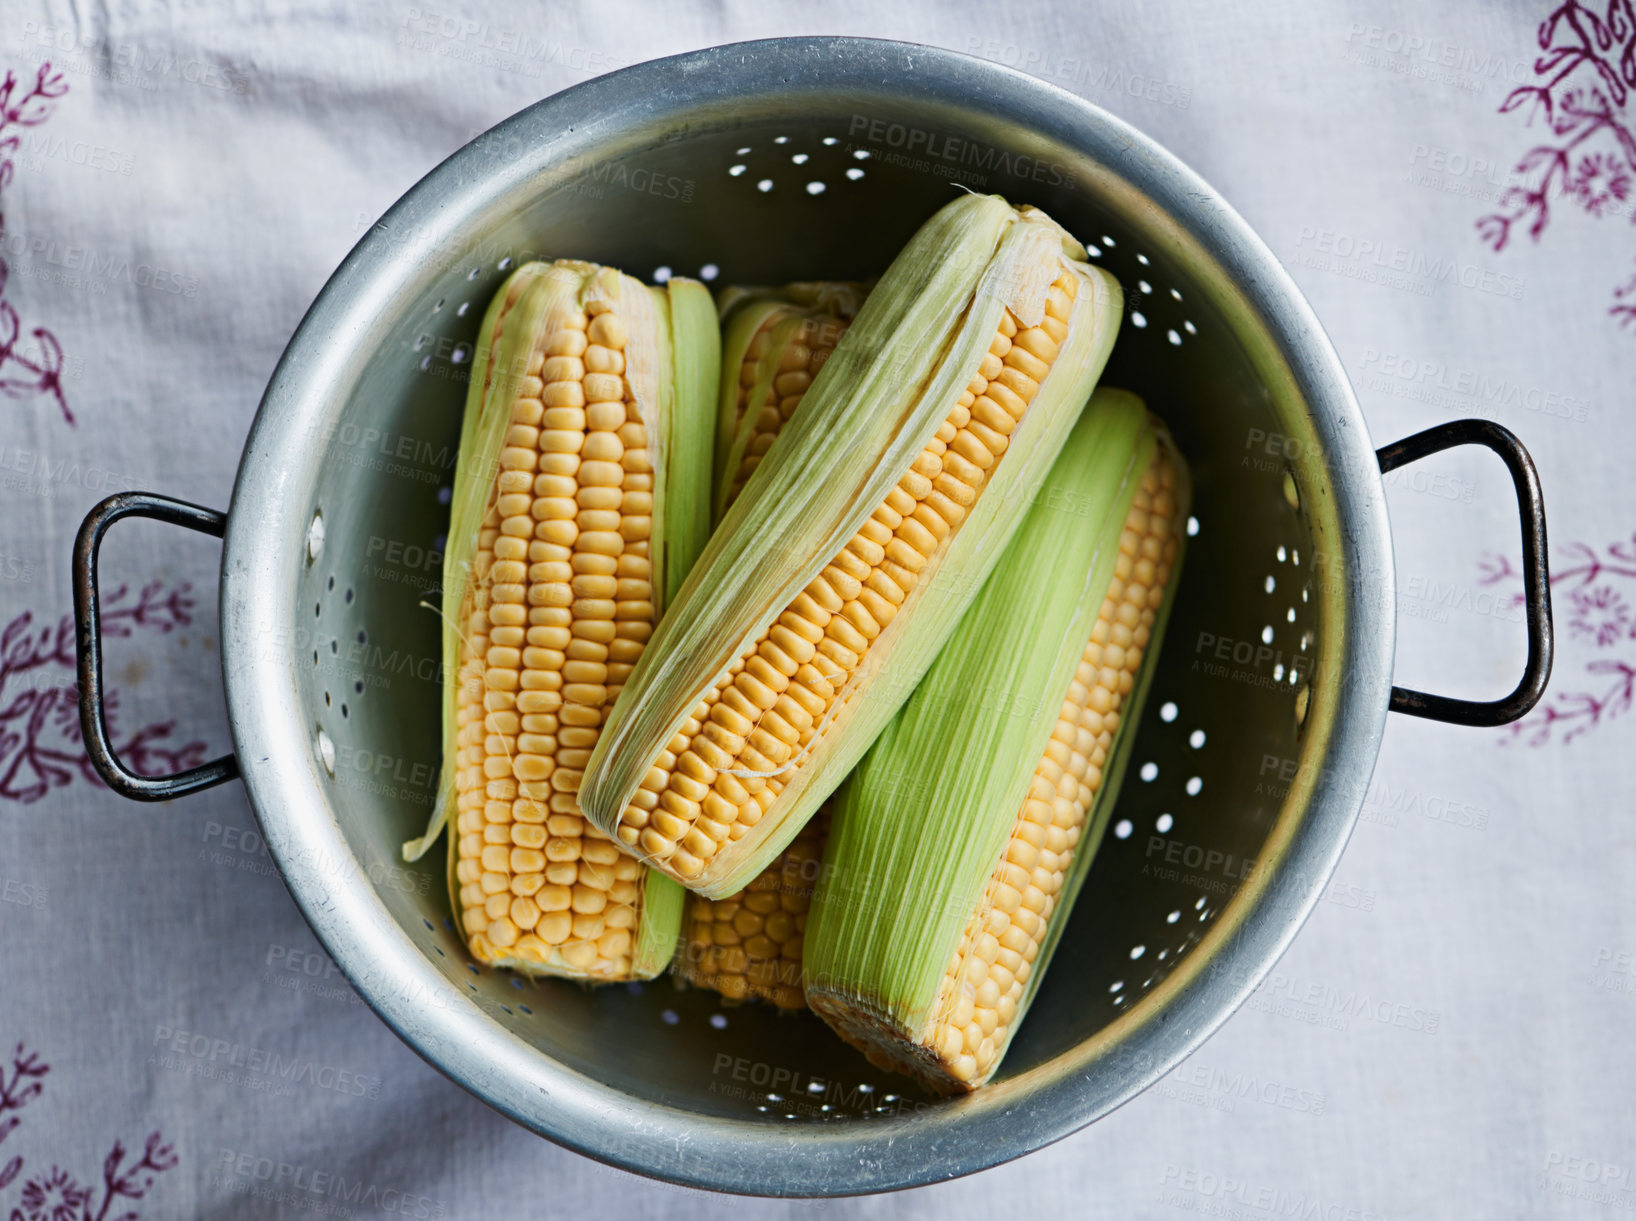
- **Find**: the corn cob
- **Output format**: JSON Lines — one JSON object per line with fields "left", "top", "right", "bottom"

{"left": 803, "top": 389, "right": 1189, "bottom": 1094}
{"left": 678, "top": 809, "right": 829, "bottom": 1009}
{"left": 714, "top": 281, "right": 867, "bottom": 515}
{"left": 675, "top": 283, "right": 864, "bottom": 1007}
{"left": 404, "top": 259, "right": 717, "bottom": 980}
{"left": 581, "top": 194, "right": 1124, "bottom": 899}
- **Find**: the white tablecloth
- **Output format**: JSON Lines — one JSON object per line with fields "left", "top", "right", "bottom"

{"left": 1, "top": 1, "right": 1630, "bottom": 1216}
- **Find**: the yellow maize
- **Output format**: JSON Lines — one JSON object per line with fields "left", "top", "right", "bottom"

{"left": 675, "top": 282, "right": 864, "bottom": 1007}
{"left": 804, "top": 389, "right": 1189, "bottom": 1093}
{"left": 582, "top": 195, "right": 1124, "bottom": 898}
{"left": 405, "top": 259, "right": 717, "bottom": 980}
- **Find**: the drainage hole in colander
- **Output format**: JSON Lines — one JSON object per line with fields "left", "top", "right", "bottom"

{"left": 1156, "top": 812, "right": 1174, "bottom": 832}
{"left": 340, "top": 704, "right": 348, "bottom": 719}
{"left": 773, "top": 135, "right": 788, "bottom": 144}
{"left": 846, "top": 167, "right": 864, "bottom": 181}
{"left": 1167, "top": 329, "right": 1182, "bottom": 346}
{"left": 1170, "top": 287, "right": 1183, "bottom": 301}
{"left": 653, "top": 265, "right": 672, "bottom": 283}
{"left": 1274, "top": 664, "right": 1285, "bottom": 681}
{"left": 519, "top": 1005, "right": 532, "bottom": 1015}
{"left": 432, "top": 298, "right": 444, "bottom": 312}
{"left": 736, "top": 145, "right": 750, "bottom": 155}
{"left": 710, "top": 1014, "right": 728, "bottom": 1030}
{"left": 456, "top": 301, "right": 469, "bottom": 317}
{"left": 437, "top": 486, "right": 452, "bottom": 506}
{"left": 852, "top": 148, "right": 869, "bottom": 161}
{"left": 434, "top": 946, "right": 445, "bottom": 957}
{"left": 1130, "top": 311, "right": 1147, "bottom": 328}
{"left": 354, "top": 681, "right": 362, "bottom": 694}
{"left": 314, "top": 602, "right": 321, "bottom": 618}
{"left": 791, "top": 152, "right": 808, "bottom": 164}
{"left": 1264, "top": 575, "right": 1276, "bottom": 593}
{"left": 466, "top": 267, "right": 479, "bottom": 281}
{"left": 419, "top": 356, "right": 431, "bottom": 372}
{"left": 1138, "top": 279, "right": 1152, "bottom": 294}
{"left": 806, "top": 182, "right": 826, "bottom": 195}
{"left": 497, "top": 256, "right": 511, "bottom": 271}
{"left": 1261, "top": 625, "right": 1274, "bottom": 644}
{"left": 330, "top": 640, "right": 337, "bottom": 654}
{"left": 1130, "top": 945, "right": 1146, "bottom": 959}
{"left": 757, "top": 179, "right": 773, "bottom": 193}
{"left": 661, "top": 1009, "right": 679, "bottom": 1025}
{"left": 1184, "top": 320, "right": 1197, "bottom": 335}
{"left": 1189, "top": 730, "right": 1205, "bottom": 749}
{"left": 1102, "top": 234, "right": 1117, "bottom": 246}
{"left": 1185, "top": 777, "right": 1202, "bottom": 796}
{"left": 357, "top": 630, "right": 367, "bottom": 644}
{"left": 1113, "top": 819, "right": 1133, "bottom": 839}
{"left": 1287, "top": 608, "right": 1296, "bottom": 623}
{"left": 510, "top": 977, "right": 523, "bottom": 990}
{"left": 625, "top": 981, "right": 644, "bottom": 995}
{"left": 324, "top": 692, "right": 330, "bottom": 707}
{"left": 1187, "top": 515, "right": 1199, "bottom": 536}
{"left": 1166, "top": 910, "right": 1181, "bottom": 924}
{"left": 1159, "top": 701, "right": 1178, "bottom": 722}
{"left": 1139, "top": 762, "right": 1158, "bottom": 782}
{"left": 729, "top": 164, "right": 746, "bottom": 177}
{"left": 699, "top": 263, "right": 719, "bottom": 281}
{"left": 500, "top": 1005, "right": 512, "bottom": 1014}
{"left": 1085, "top": 243, "right": 1101, "bottom": 258}
{"left": 1109, "top": 980, "right": 1123, "bottom": 992}
{"left": 345, "top": 587, "right": 354, "bottom": 604}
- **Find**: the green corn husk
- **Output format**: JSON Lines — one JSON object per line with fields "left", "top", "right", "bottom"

{"left": 580, "top": 194, "right": 1124, "bottom": 899}
{"left": 713, "top": 281, "right": 868, "bottom": 518}
{"left": 403, "top": 260, "right": 717, "bottom": 982}
{"left": 804, "top": 389, "right": 1191, "bottom": 1093}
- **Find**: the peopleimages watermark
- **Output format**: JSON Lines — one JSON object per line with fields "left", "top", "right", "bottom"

{"left": 1293, "top": 227, "right": 1524, "bottom": 300}
{"left": 846, "top": 113, "right": 1075, "bottom": 189}
{"left": 397, "top": 9, "right": 626, "bottom": 81}
{"left": 1158, "top": 1163, "right": 1388, "bottom": 1220}
{"left": 1340, "top": 22, "right": 1532, "bottom": 94}
{"left": 1158, "top": 1061, "right": 1328, "bottom": 1117}
{"left": 1542, "top": 1150, "right": 1636, "bottom": 1211}
{"left": 212, "top": 1147, "right": 446, "bottom": 1219}
{"left": 1357, "top": 348, "right": 1590, "bottom": 423}
{"left": 1590, "top": 947, "right": 1636, "bottom": 998}
{"left": 0, "top": 229, "right": 201, "bottom": 298}
{"left": 16, "top": 22, "right": 251, "bottom": 94}
{"left": 148, "top": 1024, "right": 383, "bottom": 1099}
{"left": 0, "top": 877, "right": 48, "bottom": 911}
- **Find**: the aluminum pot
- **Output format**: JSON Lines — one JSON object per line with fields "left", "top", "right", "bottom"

{"left": 70, "top": 37, "right": 1552, "bottom": 1196}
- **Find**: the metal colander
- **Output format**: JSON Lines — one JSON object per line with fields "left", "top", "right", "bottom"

{"left": 71, "top": 37, "right": 1551, "bottom": 1197}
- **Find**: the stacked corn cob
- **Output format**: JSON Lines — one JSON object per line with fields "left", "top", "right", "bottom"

{"left": 411, "top": 192, "right": 1190, "bottom": 1091}
{"left": 676, "top": 282, "right": 863, "bottom": 1008}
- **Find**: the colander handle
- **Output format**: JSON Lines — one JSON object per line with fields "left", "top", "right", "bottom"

{"left": 1376, "top": 419, "right": 1552, "bottom": 726}
{"left": 72, "top": 491, "right": 240, "bottom": 800}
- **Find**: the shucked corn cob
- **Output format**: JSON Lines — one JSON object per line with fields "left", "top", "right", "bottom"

{"left": 676, "top": 283, "right": 864, "bottom": 1007}
{"left": 404, "top": 259, "right": 717, "bottom": 980}
{"left": 804, "top": 389, "right": 1190, "bottom": 1094}
{"left": 581, "top": 194, "right": 1124, "bottom": 899}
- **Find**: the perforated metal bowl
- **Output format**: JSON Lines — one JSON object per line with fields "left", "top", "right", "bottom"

{"left": 71, "top": 37, "right": 1552, "bottom": 1196}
